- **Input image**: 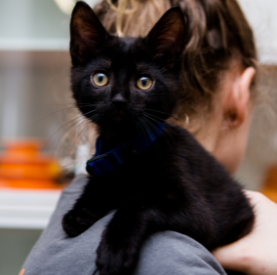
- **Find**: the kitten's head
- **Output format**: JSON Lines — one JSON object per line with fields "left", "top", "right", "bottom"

{"left": 70, "top": 1, "right": 187, "bottom": 135}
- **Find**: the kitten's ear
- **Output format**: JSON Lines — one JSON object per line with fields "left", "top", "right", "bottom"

{"left": 70, "top": 1, "right": 109, "bottom": 66}
{"left": 146, "top": 7, "right": 187, "bottom": 65}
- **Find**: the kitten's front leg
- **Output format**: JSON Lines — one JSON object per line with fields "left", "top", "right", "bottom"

{"left": 63, "top": 206, "right": 108, "bottom": 237}
{"left": 96, "top": 203, "right": 150, "bottom": 275}
{"left": 96, "top": 199, "right": 214, "bottom": 275}
{"left": 63, "top": 177, "right": 113, "bottom": 237}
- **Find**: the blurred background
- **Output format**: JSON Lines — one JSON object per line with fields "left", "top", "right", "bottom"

{"left": 0, "top": 0, "right": 277, "bottom": 274}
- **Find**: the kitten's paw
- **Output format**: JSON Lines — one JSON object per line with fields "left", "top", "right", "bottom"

{"left": 96, "top": 240, "right": 138, "bottom": 275}
{"left": 62, "top": 208, "right": 94, "bottom": 237}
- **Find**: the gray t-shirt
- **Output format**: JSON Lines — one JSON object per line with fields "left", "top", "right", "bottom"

{"left": 22, "top": 175, "right": 227, "bottom": 275}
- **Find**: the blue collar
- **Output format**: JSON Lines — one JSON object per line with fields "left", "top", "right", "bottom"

{"left": 86, "top": 122, "right": 165, "bottom": 177}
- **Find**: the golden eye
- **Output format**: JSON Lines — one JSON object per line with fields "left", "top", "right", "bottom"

{"left": 92, "top": 73, "right": 108, "bottom": 87}
{"left": 136, "top": 77, "right": 153, "bottom": 90}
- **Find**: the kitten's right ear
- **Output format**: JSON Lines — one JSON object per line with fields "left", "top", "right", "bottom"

{"left": 70, "top": 1, "right": 109, "bottom": 66}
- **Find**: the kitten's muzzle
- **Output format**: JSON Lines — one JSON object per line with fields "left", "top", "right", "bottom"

{"left": 110, "top": 93, "right": 127, "bottom": 110}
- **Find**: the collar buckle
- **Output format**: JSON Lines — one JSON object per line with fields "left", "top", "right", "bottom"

{"left": 86, "top": 153, "right": 118, "bottom": 177}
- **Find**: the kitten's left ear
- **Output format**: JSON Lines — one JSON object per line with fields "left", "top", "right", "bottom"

{"left": 146, "top": 7, "right": 187, "bottom": 65}
{"left": 70, "top": 1, "right": 109, "bottom": 66}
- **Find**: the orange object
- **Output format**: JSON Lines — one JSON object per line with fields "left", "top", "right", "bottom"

{"left": 260, "top": 165, "right": 277, "bottom": 203}
{"left": 0, "top": 140, "right": 61, "bottom": 189}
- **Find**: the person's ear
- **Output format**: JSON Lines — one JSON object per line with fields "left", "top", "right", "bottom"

{"left": 224, "top": 67, "right": 256, "bottom": 128}
{"left": 70, "top": 1, "right": 109, "bottom": 66}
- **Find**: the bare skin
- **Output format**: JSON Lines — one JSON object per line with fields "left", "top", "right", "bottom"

{"left": 192, "top": 66, "right": 255, "bottom": 175}
{"left": 213, "top": 190, "right": 277, "bottom": 275}
{"left": 193, "top": 66, "right": 277, "bottom": 275}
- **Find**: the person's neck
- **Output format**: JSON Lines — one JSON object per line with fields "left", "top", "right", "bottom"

{"left": 192, "top": 116, "right": 239, "bottom": 176}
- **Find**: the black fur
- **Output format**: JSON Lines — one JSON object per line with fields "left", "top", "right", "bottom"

{"left": 63, "top": 2, "right": 254, "bottom": 275}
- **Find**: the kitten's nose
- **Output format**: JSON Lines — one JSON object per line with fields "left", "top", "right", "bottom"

{"left": 110, "top": 93, "right": 127, "bottom": 109}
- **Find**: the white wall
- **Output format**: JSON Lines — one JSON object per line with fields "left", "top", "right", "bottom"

{"left": 238, "top": 0, "right": 277, "bottom": 64}
{"left": 0, "top": 0, "right": 70, "bottom": 50}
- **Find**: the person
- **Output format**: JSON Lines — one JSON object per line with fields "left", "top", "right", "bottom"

{"left": 21, "top": 0, "right": 277, "bottom": 274}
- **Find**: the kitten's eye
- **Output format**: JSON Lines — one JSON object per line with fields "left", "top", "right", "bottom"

{"left": 92, "top": 73, "right": 109, "bottom": 87}
{"left": 136, "top": 77, "right": 153, "bottom": 90}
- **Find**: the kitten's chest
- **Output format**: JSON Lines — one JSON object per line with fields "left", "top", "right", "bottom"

{"left": 95, "top": 145, "right": 175, "bottom": 197}
{"left": 91, "top": 124, "right": 192, "bottom": 199}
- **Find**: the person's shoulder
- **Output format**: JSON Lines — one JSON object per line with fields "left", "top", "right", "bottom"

{"left": 135, "top": 231, "right": 226, "bottom": 275}
{"left": 25, "top": 176, "right": 226, "bottom": 275}
{"left": 60, "top": 177, "right": 226, "bottom": 275}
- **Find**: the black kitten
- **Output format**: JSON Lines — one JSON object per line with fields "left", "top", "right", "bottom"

{"left": 63, "top": 2, "right": 254, "bottom": 275}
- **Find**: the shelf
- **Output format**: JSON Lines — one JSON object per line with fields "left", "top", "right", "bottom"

{"left": 0, "top": 189, "right": 61, "bottom": 229}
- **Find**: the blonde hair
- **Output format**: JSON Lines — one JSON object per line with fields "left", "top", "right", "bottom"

{"left": 96, "top": 0, "right": 170, "bottom": 37}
